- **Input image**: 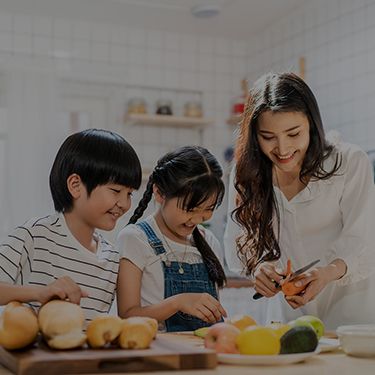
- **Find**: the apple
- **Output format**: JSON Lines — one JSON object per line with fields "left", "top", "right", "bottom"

{"left": 288, "top": 319, "right": 314, "bottom": 332}
{"left": 204, "top": 322, "right": 240, "bottom": 354}
{"left": 296, "top": 315, "right": 325, "bottom": 339}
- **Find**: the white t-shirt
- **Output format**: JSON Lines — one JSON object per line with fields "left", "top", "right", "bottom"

{"left": 117, "top": 215, "right": 223, "bottom": 310}
{"left": 0, "top": 213, "right": 119, "bottom": 325}
{"left": 224, "top": 142, "right": 375, "bottom": 329}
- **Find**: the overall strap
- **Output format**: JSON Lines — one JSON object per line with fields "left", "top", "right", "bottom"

{"left": 136, "top": 221, "right": 166, "bottom": 255}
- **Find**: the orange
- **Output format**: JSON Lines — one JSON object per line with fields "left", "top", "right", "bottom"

{"left": 229, "top": 314, "right": 257, "bottom": 331}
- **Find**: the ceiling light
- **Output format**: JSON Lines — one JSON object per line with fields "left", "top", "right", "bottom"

{"left": 191, "top": 4, "right": 221, "bottom": 18}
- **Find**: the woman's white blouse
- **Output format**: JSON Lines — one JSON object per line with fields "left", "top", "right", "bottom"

{"left": 224, "top": 142, "right": 375, "bottom": 329}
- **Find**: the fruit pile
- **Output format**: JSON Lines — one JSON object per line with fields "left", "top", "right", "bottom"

{"left": 197, "top": 314, "right": 324, "bottom": 355}
{"left": 0, "top": 300, "right": 157, "bottom": 350}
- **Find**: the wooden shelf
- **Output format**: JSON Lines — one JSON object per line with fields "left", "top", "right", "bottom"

{"left": 226, "top": 114, "right": 242, "bottom": 126}
{"left": 125, "top": 113, "right": 213, "bottom": 128}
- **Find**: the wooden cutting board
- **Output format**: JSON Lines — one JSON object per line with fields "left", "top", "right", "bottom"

{"left": 0, "top": 335, "right": 216, "bottom": 375}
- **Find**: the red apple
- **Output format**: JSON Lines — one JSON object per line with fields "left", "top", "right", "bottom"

{"left": 204, "top": 323, "right": 240, "bottom": 354}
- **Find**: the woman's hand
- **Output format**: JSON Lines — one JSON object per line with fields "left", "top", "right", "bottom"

{"left": 283, "top": 260, "right": 347, "bottom": 308}
{"left": 174, "top": 293, "right": 227, "bottom": 323}
{"left": 37, "top": 276, "right": 88, "bottom": 305}
{"left": 253, "top": 261, "right": 285, "bottom": 298}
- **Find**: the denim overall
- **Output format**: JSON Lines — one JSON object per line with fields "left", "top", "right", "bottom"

{"left": 137, "top": 221, "right": 220, "bottom": 332}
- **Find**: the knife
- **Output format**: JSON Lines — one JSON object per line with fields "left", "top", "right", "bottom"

{"left": 252, "top": 259, "right": 320, "bottom": 300}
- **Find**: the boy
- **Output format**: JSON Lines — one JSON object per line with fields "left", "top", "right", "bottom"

{"left": 0, "top": 129, "right": 141, "bottom": 323}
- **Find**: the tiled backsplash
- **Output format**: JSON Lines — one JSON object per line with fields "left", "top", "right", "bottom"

{"left": 1, "top": 0, "right": 375, "bottom": 248}
{"left": 247, "top": 0, "right": 375, "bottom": 152}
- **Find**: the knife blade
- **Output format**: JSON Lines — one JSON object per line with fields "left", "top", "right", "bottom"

{"left": 252, "top": 259, "right": 320, "bottom": 300}
{"left": 287, "top": 259, "right": 320, "bottom": 282}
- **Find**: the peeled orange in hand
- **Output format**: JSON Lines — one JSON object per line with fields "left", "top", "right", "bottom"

{"left": 236, "top": 326, "right": 280, "bottom": 355}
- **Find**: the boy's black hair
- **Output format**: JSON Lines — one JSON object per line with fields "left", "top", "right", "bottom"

{"left": 50, "top": 128, "right": 142, "bottom": 212}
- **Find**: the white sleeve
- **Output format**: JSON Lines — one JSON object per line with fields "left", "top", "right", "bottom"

{"left": 0, "top": 225, "right": 32, "bottom": 283}
{"left": 116, "top": 225, "right": 152, "bottom": 271}
{"left": 223, "top": 165, "right": 246, "bottom": 276}
{"left": 327, "top": 148, "right": 375, "bottom": 286}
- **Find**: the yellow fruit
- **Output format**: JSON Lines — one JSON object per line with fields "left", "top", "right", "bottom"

{"left": 228, "top": 314, "right": 257, "bottom": 331}
{"left": 267, "top": 323, "right": 291, "bottom": 339}
{"left": 236, "top": 326, "right": 280, "bottom": 355}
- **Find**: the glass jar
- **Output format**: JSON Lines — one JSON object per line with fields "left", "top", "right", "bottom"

{"left": 156, "top": 99, "right": 173, "bottom": 115}
{"left": 184, "top": 101, "right": 203, "bottom": 118}
{"left": 127, "top": 98, "right": 147, "bottom": 115}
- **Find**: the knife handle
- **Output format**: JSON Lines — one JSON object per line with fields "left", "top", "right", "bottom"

{"left": 252, "top": 280, "right": 281, "bottom": 300}
{"left": 252, "top": 292, "right": 264, "bottom": 300}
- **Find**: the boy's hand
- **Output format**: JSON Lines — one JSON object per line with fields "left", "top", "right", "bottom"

{"left": 38, "top": 276, "right": 88, "bottom": 305}
{"left": 174, "top": 293, "right": 227, "bottom": 323}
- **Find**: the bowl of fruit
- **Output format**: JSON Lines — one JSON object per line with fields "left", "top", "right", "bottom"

{"left": 194, "top": 314, "right": 324, "bottom": 365}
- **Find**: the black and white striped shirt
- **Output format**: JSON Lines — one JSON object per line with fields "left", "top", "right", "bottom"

{"left": 0, "top": 213, "right": 119, "bottom": 324}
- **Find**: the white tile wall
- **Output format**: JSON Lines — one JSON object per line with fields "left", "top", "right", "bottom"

{"left": 246, "top": 0, "right": 375, "bottom": 152}
{"left": 3, "top": 0, "right": 374, "bottom": 245}
{"left": 0, "top": 9, "right": 245, "bottom": 243}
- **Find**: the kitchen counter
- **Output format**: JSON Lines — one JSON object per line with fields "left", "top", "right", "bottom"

{"left": 0, "top": 332, "right": 374, "bottom": 375}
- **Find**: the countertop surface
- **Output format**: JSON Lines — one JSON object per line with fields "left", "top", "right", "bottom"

{"left": 1, "top": 332, "right": 375, "bottom": 375}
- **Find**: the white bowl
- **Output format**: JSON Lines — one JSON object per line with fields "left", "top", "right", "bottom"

{"left": 337, "top": 325, "right": 375, "bottom": 357}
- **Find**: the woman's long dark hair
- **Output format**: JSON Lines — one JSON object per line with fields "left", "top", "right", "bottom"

{"left": 129, "top": 146, "right": 226, "bottom": 287}
{"left": 234, "top": 72, "right": 341, "bottom": 275}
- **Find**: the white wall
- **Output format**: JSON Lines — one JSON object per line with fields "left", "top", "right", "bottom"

{"left": 1, "top": 0, "right": 375, "bottom": 247}
{"left": 0, "top": 10, "right": 248, "bottom": 242}
{"left": 246, "top": 0, "right": 375, "bottom": 152}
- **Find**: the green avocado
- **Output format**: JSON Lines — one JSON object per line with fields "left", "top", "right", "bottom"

{"left": 280, "top": 326, "right": 318, "bottom": 354}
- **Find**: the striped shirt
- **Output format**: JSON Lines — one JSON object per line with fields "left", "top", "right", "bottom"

{"left": 0, "top": 213, "right": 119, "bottom": 324}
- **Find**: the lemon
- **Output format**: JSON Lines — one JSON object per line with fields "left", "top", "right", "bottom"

{"left": 236, "top": 326, "right": 280, "bottom": 355}
{"left": 267, "top": 323, "right": 291, "bottom": 339}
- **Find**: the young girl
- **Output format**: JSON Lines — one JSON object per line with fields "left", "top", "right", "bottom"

{"left": 0, "top": 129, "right": 142, "bottom": 324}
{"left": 225, "top": 72, "right": 375, "bottom": 329}
{"left": 117, "top": 146, "right": 227, "bottom": 332}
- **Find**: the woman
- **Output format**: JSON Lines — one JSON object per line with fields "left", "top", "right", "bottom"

{"left": 224, "top": 72, "right": 375, "bottom": 329}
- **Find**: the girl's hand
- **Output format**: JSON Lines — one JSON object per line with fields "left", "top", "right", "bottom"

{"left": 174, "top": 293, "right": 227, "bottom": 323}
{"left": 38, "top": 276, "right": 88, "bottom": 305}
{"left": 253, "top": 261, "right": 285, "bottom": 298}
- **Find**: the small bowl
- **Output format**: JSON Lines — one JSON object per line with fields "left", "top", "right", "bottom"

{"left": 337, "top": 325, "right": 375, "bottom": 357}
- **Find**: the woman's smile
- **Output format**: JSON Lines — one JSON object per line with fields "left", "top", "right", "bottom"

{"left": 274, "top": 151, "right": 297, "bottom": 163}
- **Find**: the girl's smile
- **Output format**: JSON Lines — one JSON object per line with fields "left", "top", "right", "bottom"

{"left": 154, "top": 195, "right": 216, "bottom": 243}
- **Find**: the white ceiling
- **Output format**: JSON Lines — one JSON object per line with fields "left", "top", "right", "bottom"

{"left": 0, "top": 0, "right": 304, "bottom": 40}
